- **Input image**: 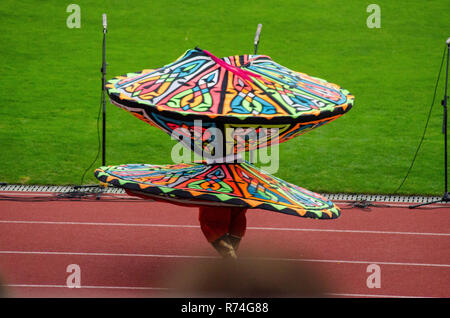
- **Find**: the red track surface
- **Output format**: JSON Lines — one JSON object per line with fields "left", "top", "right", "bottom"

{"left": 0, "top": 191, "right": 449, "bottom": 298}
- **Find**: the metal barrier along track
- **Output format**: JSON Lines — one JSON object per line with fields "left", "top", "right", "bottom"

{"left": 0, "top": 184, "right": 444, "bottom": 204}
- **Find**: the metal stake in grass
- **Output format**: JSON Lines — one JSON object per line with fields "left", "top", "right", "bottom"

{"left": 253, "top": 23, "right": 262, "bottom": 55}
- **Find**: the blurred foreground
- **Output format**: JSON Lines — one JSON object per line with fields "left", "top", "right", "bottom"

{"left": 164, "top": 252, "right": 330, "bottom": 298}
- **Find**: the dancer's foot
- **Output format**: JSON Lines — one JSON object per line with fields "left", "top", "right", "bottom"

{"left": 211, "top": 235, "right": 237, "bottom": 259}
{"left": 227, "top": 234, "right": 242, "bottom": 252}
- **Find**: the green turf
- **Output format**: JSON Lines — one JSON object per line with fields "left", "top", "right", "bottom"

{"left": 0, "top": 0, "right": 449, "bottom": 195}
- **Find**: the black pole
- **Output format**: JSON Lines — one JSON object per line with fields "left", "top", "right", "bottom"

{"left": 101, "top": 14, "right": 107, "bottom": 167}
{"left": 249, "top": 24, "right": 262, "bottom": 164}
{"left": 410, "top": 39, "right": 450, "bottom": 208}
{"left": 443, "top": 39, "right": 449, "bottom": 198}
{"left": 73, "top": 15, "right": 108, "bottom": 195}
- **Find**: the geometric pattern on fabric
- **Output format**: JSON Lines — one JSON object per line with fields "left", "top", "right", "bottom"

{"left": 95, "top": 162, "right": 340, "bottom": 220}
{"left": 105, "top": 48, "right": 354, "bottom": 157}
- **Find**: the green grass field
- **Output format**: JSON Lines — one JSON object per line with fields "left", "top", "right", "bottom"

{"left": 0, "top": 0, "right": 449, "bottom": 195}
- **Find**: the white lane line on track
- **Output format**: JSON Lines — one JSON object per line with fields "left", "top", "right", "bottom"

{"left": 324, "top": 292, "right": 434, "bottom": 298}
{"left": 4, "top": 284, "right": 169, "bottom": 291}
{"left": 3, "top": 284, "right": 434, "bottom": 298}
{"left": 249, "top": 226, "right": 450, "bottom": 237}
{"left": 0, "top": 250, "right": 217, "bottom": 259}
{"left": 1, "top": 220, "right": 449, "bottom": 237}
{"left": 1, "top": 250, "right": 449, "bottom": 268}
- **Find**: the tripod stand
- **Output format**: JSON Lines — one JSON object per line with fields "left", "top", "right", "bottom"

{"left": 409, "top": 38, "right": 450, "bottom": 208}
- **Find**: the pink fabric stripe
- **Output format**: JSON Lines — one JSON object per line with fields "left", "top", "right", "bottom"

{"left": 202, "top": 49, "right": 262, "bottom": 83}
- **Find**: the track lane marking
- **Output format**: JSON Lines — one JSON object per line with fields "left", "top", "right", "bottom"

{"left": 5, "top": 284, "right": 169, "bottom": 290}
{"left": 324, "top": 292, "right": 435, "bottom": 298}
{"left": 0, "top": 220, "right": 449, "bottom": 237}
{"left": 2, "top": 284, "right": 435, "bottom": 298}
{"left": 0, "top": 250, "right": 449, "bottom": 268}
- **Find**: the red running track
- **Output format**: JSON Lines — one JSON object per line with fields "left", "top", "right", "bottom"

{"left": 0, "top": 191, "right": 449, "bottom": 298}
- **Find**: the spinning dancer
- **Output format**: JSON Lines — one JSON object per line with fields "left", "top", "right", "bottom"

{"left": 96, "top": 46, "right": 353, "bottom": 262}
